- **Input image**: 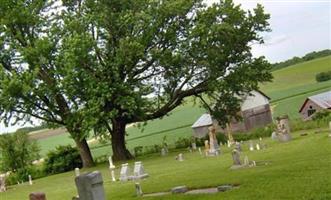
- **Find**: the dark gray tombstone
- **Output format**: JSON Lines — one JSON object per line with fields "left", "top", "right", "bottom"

{"left": 231, "top": 149, "right": 241, "bottom": 166}
{"left": 75, "top": 171, "right": 105, "bottom": 200}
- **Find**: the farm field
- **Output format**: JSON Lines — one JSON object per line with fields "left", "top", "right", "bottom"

{"left": 2, "top": 129, "right": 330, "bottom": 200}
{"left": 34, "top": 56, "right": 331, "bottom": 157}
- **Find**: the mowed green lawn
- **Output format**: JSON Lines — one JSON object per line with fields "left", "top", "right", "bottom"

{"left": 2, "top": 129, "right": 331, "bottom": 200}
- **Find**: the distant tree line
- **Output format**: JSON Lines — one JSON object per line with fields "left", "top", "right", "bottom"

{"left": 272, "top": 49, "right": 331, "bottom": 71}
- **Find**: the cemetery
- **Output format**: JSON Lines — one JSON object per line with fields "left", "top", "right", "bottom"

{"left": 0, "top": 0, "right": 330, "bottom": 200}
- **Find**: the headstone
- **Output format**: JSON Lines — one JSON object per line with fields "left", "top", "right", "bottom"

{"left": 271, "top": 132, "right": 278, "bottom": 140}
{"left": 191, "top": 142, "right": 197, "bottom": 150}
{"left": 234, "top": 142, "right": 241, "bottom": 152}
{"left": 198, "top": 147, "right": 202, "bottom": 155}
{"left": 135, "top": 182, "right": 143, "bottom": 197}
{"left": 133, "top": 161, "right": 149, "bottom": 179}
{"left": 171, "top": 186, "right": 188, "bottom": 194}
{"left": 208, "top": 126, "right": 219, "bottom": 155}
{"left": 29, "top": 175, "right": 33, "bottom": 185}
{"left": 249, "top": 141, "right": 254, "bottom": 151}
{"left": 75, "top": 171, "right": 105, "bottom": 200}
{"left": 119, "top": 163, "right": 131, "bottom": 182}
{"left": 108, "top": 156, "right": 115, "bottom": 169}
{"left": 217, "top": 185, "right": 233, "bottom": 192}
{"left": 276, "top": 115, "right": 292, "bottom": 142}
{"left": 29, "top": 192, "right": 46, "bottom": 200}
{"left": 256, "top": 143, "right": 260, "bottom": 151}
{"left": 252, "top": 161, "right": 256, "bottom": 166}
{"left": 227, "top": 140, "right": 231, "bottom": 147}
{"left": 75, "top": 168, "right": 80, "bottom": 177}
{"left": 161, "top": 148, "right": 167, "bottom": 156}
{"left": 231, "top": 149, "right": 241, "bottom": 166}
{"left": 178, "top": 153, "right": 184, "bottom": 162}
{"left": 204, "top": 140, "right": 210, "bottom": 156}
{"left": 110, "top": 169, "right": 116, "bottom": 182}
{"left": 259, "top": 137, "right": 262, "bottom": 141}
{"left": 243, "top": 156, "right": 249, "bottom": 166}
{"left": 0, "top": 175, "right": 6, "bottom": 192}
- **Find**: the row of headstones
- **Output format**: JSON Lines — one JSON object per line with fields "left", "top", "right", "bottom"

{"left": 75, "top": 160, "right": 149, "bottom": 183}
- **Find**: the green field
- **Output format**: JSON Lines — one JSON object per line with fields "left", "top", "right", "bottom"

{"left": 2, "top": 129, "right": 331, "bottom": 200}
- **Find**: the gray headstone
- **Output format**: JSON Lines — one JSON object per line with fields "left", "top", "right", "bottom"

{"left": 231, "top": 149, "right": 241, "bottom": 166}
{"left": 0, "top": 175, "right": 6, "bottom": 192}
{"left": 171, "top": 186, "right": 188, "bottom": 194}
{"left": 217, "top": 185, "right": 233, "bottom": 192}
{"left": 133, "top": 161, "right": 149, "bottom": 179}
{"left": 29, "top": 192, "right": 46, "bottom": 200}
{"left": 119, "top": 163, "right": 130, "bottom": 181}
{"left": 249, "top": 141, "right": 254, "bottom": 151}
{"left": 135, "top": 182, "right": 143, "bottom": 197}
{"left": 75, "top": 171, "right": 105, "bottom": 200}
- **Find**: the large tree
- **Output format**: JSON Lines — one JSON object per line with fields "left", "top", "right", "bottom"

{"left": 59, "top": 0, "right": 272, "bottom": 160}
{"left": 0, "top": 1, "right": 94, "bottom": 167}
{"left": 0, "top": 0, "right": 272, "bottom": 162}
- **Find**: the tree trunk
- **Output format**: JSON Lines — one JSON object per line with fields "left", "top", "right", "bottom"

{"left": 74, "top": 138, "right": 95, "bottom": 168}
{"left": 111, "top": 120, "right": 134, "bottom": 161}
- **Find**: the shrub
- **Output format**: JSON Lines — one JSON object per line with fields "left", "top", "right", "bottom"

{"left": 44, "top": 145, "right": 82, "bottom": 175}
{"left": 315, "top": 71, "right": 331, "bottom": 82}
{"left": 174, "top": 137, "right": 191, "bottom": 149}
{"left": 133, "top": 146, "right": 144, "bottom": 157}
{"left": 5, "top": 167, "right": 45, "bottom": 186}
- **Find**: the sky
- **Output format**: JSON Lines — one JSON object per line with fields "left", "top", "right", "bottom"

{"left": 0, "top": 0, "right": 330, "bottom": 133}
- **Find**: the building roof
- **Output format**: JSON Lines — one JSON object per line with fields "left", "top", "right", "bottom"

{"left": 299, "top": 90, "right": 331, "bottom": 112}
{"left": 191, "top": 113, "right": 213, "bottom": 128}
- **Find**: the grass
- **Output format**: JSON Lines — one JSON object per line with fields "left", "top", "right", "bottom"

{"left": 2, "top": 129, "right": 331, "bottom": 200}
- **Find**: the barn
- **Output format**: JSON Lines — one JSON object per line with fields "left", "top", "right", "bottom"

{"left": 299, "top": 90, "right": 331, "bottom": 121}
{"left": 192, "top": 90, "right": 273, "bottom": 137}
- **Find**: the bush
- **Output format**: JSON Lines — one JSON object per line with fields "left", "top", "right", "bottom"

{"left": 44, "top": 145, "right": 82, "bottom": 175}
{"left": 316, "top": 71, "right": 331, "bottom": 82}
{"left": 5, "top": 167, "right": 45, "bottom": 186}
{"left": 174, "top": 137, "right": 191, "bottom": 149}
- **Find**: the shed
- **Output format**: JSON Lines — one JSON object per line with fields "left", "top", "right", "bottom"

{"left": 299, "top": 90, "right": 331, "bottom": 120}
{"left": 192, "top": 90, "right": 272, "bottom": 137}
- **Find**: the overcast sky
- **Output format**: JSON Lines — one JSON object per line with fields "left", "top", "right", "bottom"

{"left": 0, "top": 0, "right": 330, "bottom": 133}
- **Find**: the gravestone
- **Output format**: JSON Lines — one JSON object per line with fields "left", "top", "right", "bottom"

{"left": 75, "top": 171, "right": 105, "bottom": 200}
{"left": 133, "top": 161, "right": 149, "bottom": 179}
{"left": 178, "top": 153, "right": 184, "bottom": 162}
{"left": 198, "top": 147, "right": 202, "bottom": 155}
{"left": 0, "top": 175, "right": 6, "bottom": 192}
{"left": 161, "top": 148, "right": 167, "bottom": 156}
{"left": 271, "top": 132, "right": 278, "bottom": 140}
{"left": 171, "top": 186, "right": 188, "bottom": 194}
{"left": 75, "top": 168, "right": 80, "bottom": 177}
{"left": 231, "top": 149, "right": 241, "bottom": 166}
{"left": 135, "top": 182, "right": 143, "bottom": 197}
{"left": 208, "top": 126, "right": 219, "bottom": 156}
{"left": 256, "top": 143, "right": 260, "bottom": 151}
{"left": 119, "top": 163, "right": 131, "bottom": 182}
{"left": 243, "top": 156, "right": 249, "bottom": 166}
{"left": 235, "top": 142, "right": 242, "bottom": 152}
{"left": 204, "top": 140, "right": 210, "bottom": 156}
{"left": 249, "top": 141, "right": 254, "bottom": 151}
{"left": 276, "top": 115, "right": 292, "bottom": 142}
{"left": 29, "top": 192, "right": 46, "bottom": 200}
{"left": 191, "top": 143, "right": 197, "bottom": 150}
{"left": 108, "top": 156, "right": 115, "bottom": 169}
{"left": 29, "top": 175, "right": 33, "bottom": 185}
{"left": 110, "top": 169, "right": 116, "bottom": 182}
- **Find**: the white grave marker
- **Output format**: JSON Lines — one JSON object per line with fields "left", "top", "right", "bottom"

{"left": 111, "top": 169, "right": 116, "bottom": 182}
{"left": 133, "top": 161, "right": 149, "bottom": 179}
{"left": 28, "top": 175, "right": 33, "bottom": 185}
{"left": 108, "top": 156, "right": 115, "bottom": 169}
{"left": 249, "top": 141, "right": 254, "bottom": 151}
{"left": 256, "top": 143, "right": 260, "bottom": 151}
{"left": 244, "top": 156, "right": 249, "bottom": 166}
{"left": 75, "top": 168, "right": 80, "bottom": 177}
{"left": 119, "top": 163, "right": 131, "bottom": 182}
{"left": 178, "top": 153, "right": 184, "bottom": 161}
{"left": 198, "top": 147, "right": 202, "bottom": 155}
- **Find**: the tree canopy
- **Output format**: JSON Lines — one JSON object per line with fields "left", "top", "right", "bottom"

{"left": 0, "top": 0, "right": 272, "bottom": 161}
